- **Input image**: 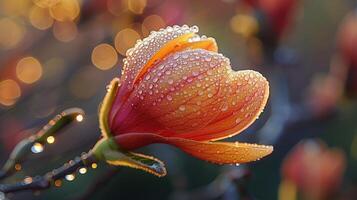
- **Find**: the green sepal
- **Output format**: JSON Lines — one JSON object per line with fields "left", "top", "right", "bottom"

{"left": 92, "top": 138, "right": 167, "bottom": 177}
{"left": 99, "top": 78, "right": 120, "bottom": 138}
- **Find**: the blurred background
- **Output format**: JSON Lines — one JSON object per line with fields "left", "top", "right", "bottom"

{"left": 0, "top": 0, "right": 357, "bottom": 199}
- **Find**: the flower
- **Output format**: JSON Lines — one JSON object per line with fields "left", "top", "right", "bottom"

{"left": 281, "top": 140, "right": 346, "bottom": 200}
{"left": 93, "top": 25, "right": 272, "bottom": 176}
{"left": 338, "top": 12, "right": 357, "bottom": 68}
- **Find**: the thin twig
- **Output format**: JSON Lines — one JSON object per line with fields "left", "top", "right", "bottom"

{"left": 0, "top": 108, "right": 85, "bottom": 180}
{"left": 0, "top": 151, "right": 96, "bottom": 194}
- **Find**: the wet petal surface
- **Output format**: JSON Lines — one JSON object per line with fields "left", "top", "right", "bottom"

{"left": 114, "top": 133, "right": 273, "bottom": 164}
{"left": 110, "top": 49, "right": 269, "bottom": 142}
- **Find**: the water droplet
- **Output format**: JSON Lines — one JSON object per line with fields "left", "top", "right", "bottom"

{"left": 79, "top": 168, "right": 87, "bottom": 174}
{"left": 179, "top": 105, "right": 186, "bottom": 111}
{"left": 235, "top": 118, "right": 242, "bottom": 124}
{"left": 221, "top": 104, "right": 228, "bottom": 111}
{"left": 166, "top": 95, "right": 173, "bottom": 101}
{"left": 31, "top": 143, "right": 44, "bottom": 153}
{"left": 168, "top": 79, "right": 174, "bottom": 84}
{"left": 65, "top": 174, "right": 75, "bottom": 181}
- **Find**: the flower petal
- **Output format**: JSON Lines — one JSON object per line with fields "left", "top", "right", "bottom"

{"left": 133, "top": 34, "right": 217, "bottom": 85}
{"left": 114, "top": 132, "right": 273, "bottom": 164}
{"left": 179, "top": 70, "right": 269, "bottom": 141}
{"left": 110, "top": 49, "right": 231, "bottom": 134}
{"left": 110, "top": 49, "right": 269, "bottom": 142}
{"left": 110, "top": 25, "right": 216, "bottom": 126}
{"left": 169, "top": 138, "right": 273, "bottom": 164}
{"left": 121, "top": 25, "right": 199, "bottom": 88}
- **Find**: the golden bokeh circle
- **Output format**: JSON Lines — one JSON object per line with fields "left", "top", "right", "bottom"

{"left": 142, "top": 14, "right": 165, "bottom": 37}
{"left": 0, "top": 79, "right": 21, "bottom": 106}
{"left": 16, "top": 57, "right": 43, "bottom": 84}
{"left": 0, "top": 18, "right": 25, "bottom": 49}
{"left": 29, "top": 6, "right": 53, "bottom": 30}
{"left": 91, "top": 43, "right": 118, "bottom": 70}
{"left": 114, "top": 28, "right": 140, "bottom": 56}
{"left": 33, "top": 0, "right": 61, "bottom": 8}
{"left": 53, "top": 20, "right": 77, "bottom": 42}
{"left": 230, "top": 14, "right": 259, "bottom": 38}
{"left": 49, "top": 0, "right": 80, "bottom": 22}
{"left": 127, "top": 0, "right": 147, "bottom": 14}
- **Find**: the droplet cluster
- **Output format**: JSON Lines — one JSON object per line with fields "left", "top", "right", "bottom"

{"left": 121, "top": 25, "right": 199, "bottom": 88}
{"left": 110, "top": 25, "right": 269, "bottom": 142}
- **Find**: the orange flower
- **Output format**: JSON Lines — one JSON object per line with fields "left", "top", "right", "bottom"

{"left": 93, "top": 25, "right": 272, "bottom": 176}
{"left": 281, "top": 140, "right": 346, "bottom": 200}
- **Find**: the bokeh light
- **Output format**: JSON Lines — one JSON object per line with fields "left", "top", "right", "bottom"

{"left": 79, "top": 167, "right": 87, "bottom": 174}
{"left": 91, "top": 163, "right": 97, "bottom": 169}
{"left": 107, "top": 0, "right": 123, "bottom": 16}
{"left": 31, "top": 142, "right": 44, "bottom": 153}
{"left": 0, "top": 0, "right": 31, "bottom": 16}
{"left": 114, "top": 28, "right": 141, "bottom": 56}
{"left": 142, "top": 14, "right": 166, "bottom": 37}
{"left": 76, "top": 114, "right": 84, "bottom": 122}
{"left": 46, "top": 136, "right": 55, "bottom": 144}
{"left": 49, "top": 0, "right": 80, "bottom": 22}
{"left": 53, "top": 20, "right": 77, "bottom": 42}
{"left": 29, "top": 5, "right": 53, "bottom": 30}
{"left": 0, "top": 79, "right": 21, "bottom": 106}
{"left": 230, "top": 14, "right": 259, "bottom": 38}
{"left": 0, "top": 18, "right": 25, "bottom": 49}
{"left": 65, "top": 174, "right": 75, "bottom": 181}
{"left": 127, "top": 0, "right": 147, "bottom": 14}
{"left": 91, "top": 43, "right": 118, "bottom": 70}
{"left": 33, "top": 0, "right": 61, "bottom": 8}
{"left": 16, "top": 56, "right": 43, "bottom": 84}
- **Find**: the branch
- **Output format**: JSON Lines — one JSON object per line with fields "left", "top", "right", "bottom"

{"left": 0, "top": 108, "right": 85, "bottom": 180}
{"left": 0, "top": 151, "right": 97, "bottom": 194}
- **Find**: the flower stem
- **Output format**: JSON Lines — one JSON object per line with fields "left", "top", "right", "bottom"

{"left": 0, "top": 151, "right": 97, "bottom": 194}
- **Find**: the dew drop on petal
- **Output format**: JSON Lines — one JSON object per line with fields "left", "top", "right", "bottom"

{"left": 221, "top": 104, "right": 228, "bottom": 111}
{"left": 179, "top": 105, "right": 186, "bottom": 111}
{"left": 235, "top": 118, "right": 242, "bottom": 124}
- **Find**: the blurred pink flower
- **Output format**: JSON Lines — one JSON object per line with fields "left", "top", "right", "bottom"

{"left": 282, "top": 140, "right": 346, "bottom": 200}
